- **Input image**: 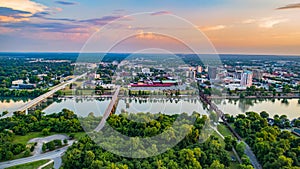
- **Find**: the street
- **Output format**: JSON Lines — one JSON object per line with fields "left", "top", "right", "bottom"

{"left": 0, "top": 140, "right": 74, "bottom": 169}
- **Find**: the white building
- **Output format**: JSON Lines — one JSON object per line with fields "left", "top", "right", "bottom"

{"left": 12, "top": 80, "right": 23, "bottom": 85}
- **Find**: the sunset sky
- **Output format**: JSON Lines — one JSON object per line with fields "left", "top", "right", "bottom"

{"left": 0, "top": 0, "right": 300, "bottom": 55}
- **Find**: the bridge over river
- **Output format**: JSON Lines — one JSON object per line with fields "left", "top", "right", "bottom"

{"left": 0, "top": 73, "right": 87, "bottom": 119}
{"left": 198, "top": 90, "right": 262, "bottom": 169}
{"left": 94, "top": 86, "right": 120, "bottom": 132}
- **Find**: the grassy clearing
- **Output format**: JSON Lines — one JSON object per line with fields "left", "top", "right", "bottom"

{"left": 61, "top": 89, "right": 95, "bottom": 96}
{"left": 43, "top": 162, "right": 54, "bottom": 169}
{"left": 73, "top": 132, "right": 87, "bottom": 140}
{"left": 217, "top": 124, "right": 233, "bottom": 137}
{"left": 6, "top": 159, "right": 50, "bottom": 169}
{"left": 12, "top": 132, "right": 47, "bottom": 144}
{"left": 229, "top": 162, "right": 240, "bottom": 169}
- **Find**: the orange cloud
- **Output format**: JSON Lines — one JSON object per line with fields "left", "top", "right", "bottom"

{"left": 259, "top": 18, "right": 288, "bottom": 29}
{"left": 136, "top": 30, "right": 163, "bottom": 40}
{"left": 0, "top": 0, "right": 47, "bottom": 15}
{"left": 0, "top": 15, "right": 29, "bottom": 22}
{"left": 199, "top": 25, "right": 226, "bottom": 31}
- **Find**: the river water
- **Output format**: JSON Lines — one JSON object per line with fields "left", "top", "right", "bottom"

{"left": 1, "top": 98, "right": 299, "bottom": 119}
{"left": 0, "top": 98, "right": 31, "bottom": 113}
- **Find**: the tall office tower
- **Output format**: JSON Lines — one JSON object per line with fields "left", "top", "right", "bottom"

{"left": 208, "top": 66, "right": 217, "bottom": 80}
{"left": 240, "top": 71, "right": 253, "bottom": 87}
{"left": 197, "top": 66, "right": 203, "bottom": 73}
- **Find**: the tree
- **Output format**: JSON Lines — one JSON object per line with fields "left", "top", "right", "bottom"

{"left": 42, "top": 128, "right": 50, "bottom": 136}
{"left": 42, "top": 143, "right": 47, "bottom": 152}
{"left": 69, "top": 133, "right": 75, "bottom": 139}
{"left": 236, "top": 142, "right": 245, "bottom": 157}
{"left": 260, "top": 111, "right": 269, "bottom": 118}
{"left": 23, "top": 149, "right": 31, "bottom": 157}
{"left": 5, "top": 151, "right": 13, "bottom": 160}
{"left": 47, "top": 141, "right": 55, "bottom": 151}
{"left": 209, "top": 160, "right": 225, "bottom": 169}
{"left": 224, "top": 136, "right": 235, "bottom": 151}
{"left": 30, "top": 145, "right": 35, "bottom": 152}
{"left": 91, "top": 160, "right": 104, "bottom": 169}
{"left": 238, "top": 164, "right": 254, "bottom": 169}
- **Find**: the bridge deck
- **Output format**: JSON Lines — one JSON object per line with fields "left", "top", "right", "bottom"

{"left": 0, "top": 73, "right": 87, "bottom": 119}
{"left": 94, "top": 86, "right": 120, "bottom": 132}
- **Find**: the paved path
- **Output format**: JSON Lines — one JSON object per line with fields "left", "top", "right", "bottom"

{"left": 0, "top": 140, "right": 74, "bottom": 169}
{"left": 37, "top": 159, "right": 53, "bottom": 169}
{"left": 243, "top": 141, "right": 262, "bottom": 169}
{"left": 29, "top": 134, "right": 69, "bottom": 156}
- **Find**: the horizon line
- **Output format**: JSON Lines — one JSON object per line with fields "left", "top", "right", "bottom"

{"left": 0, "top": 51, "right": 300, "bottom": 57}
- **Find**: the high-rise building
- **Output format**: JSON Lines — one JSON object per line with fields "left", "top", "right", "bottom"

{"left": 240, "top": 71, "right": 253, "bottom": 87}
{"left": 208, "top": 66, "right": 217, "bottom": 80}
{"left": 197, "top": 66, "right": 203, "bottom": 73}
{"left": 252, "top": 69, "right": 263, "bottom": 80}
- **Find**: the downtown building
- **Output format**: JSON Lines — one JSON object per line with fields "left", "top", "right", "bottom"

{"left": 240, "top": 71, "right": 253, "bottom": 87}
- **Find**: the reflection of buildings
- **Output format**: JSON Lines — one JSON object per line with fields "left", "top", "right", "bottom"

{"left": 240, "top": 71, "right": 253, "bottom": 87}
{"left": 208, "top": 67, "right": 217, "bottom": 80}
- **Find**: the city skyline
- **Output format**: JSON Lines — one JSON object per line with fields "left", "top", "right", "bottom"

{"left": 0, "top": 0, "right": 300, "bottom": 55}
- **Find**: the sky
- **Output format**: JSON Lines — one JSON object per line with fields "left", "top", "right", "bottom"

{"left": 0, "top": 0, "right": 300, "bottom": 55}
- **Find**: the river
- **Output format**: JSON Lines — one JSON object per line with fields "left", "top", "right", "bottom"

{"left": 1, "top": 98, "right": 299, "bottom": 119}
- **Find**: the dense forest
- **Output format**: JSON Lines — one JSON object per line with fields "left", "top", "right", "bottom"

{"left": 62, "top": 112, "right": 252, "bottom": 169}
{"left": 224, "top": 112, "right": 300, "bottom": 168}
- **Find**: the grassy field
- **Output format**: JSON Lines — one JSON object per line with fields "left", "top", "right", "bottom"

{"left": 217, "top": 124, "right": 233, "bottom": 137}
{"left": 6, "top": 159, "right": 50, "bottom": 169}
{"left": 12, "top": 132, "right": 47, "bottom": 144}
{"left": 72, "top": 132, "right": 87, "bottom": 140}
{"left": 43, "top": 162, "right": 54, "bottom": 169}
{"left": 61, "top": 89, "right": 95, "bottom": 96}
{"left": 13, "top": 131, "right": 87, "bottom": 145}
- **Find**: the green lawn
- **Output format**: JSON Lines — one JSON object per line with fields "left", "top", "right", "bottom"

{"left": 217, "top": 124, "right": 233, "bottom": 137}
{"left": 61, "top": 89, "right": 97, "bottom": 96}
{"left": 6, "top": 159, "right": 50, "bottom": 169}
{"left": 43, "top": 162, "right": 54, "bottom": 169}
{"left": 229, "top": 162, "right": 240, "bottom": 169}
{"left": 12, "top": 132, "right": 46, "bottom": 144}
{"left": 73, "top": 132, "right": 87, "bottom": 140}
{"left": 13, "top": 132, "right": 86, "bottom": 145}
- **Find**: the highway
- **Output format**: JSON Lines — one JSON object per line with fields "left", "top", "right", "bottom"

{"left": 0, "top": 73, "right": 87, "bottom": 119}
{"left": 94, "top": 86, "right": 120, "bottom": 132}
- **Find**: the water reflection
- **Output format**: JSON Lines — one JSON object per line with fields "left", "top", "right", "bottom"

{"left": 215, "top": 98, "right": 300, "bottom": 119}
{"left": 0, "top": 97, "right": 31, "bottom": 113}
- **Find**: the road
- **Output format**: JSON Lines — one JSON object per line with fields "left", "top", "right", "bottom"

{"left": 94, "top": 86, "right": 120, "bottom": 132}
{"left": 29, "top": 134, "right": 69, "bottom": 156}
{"left": 0, "top": 140, "right": 74, "bottom": 169}
{"left": 0, "top": 73, "right": 87, "bottom": 119}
